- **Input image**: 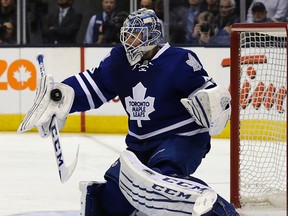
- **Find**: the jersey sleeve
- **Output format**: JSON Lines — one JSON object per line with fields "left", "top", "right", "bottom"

{"left": 172, "top": 49, "right": 217, "bottom": 97}
{"left": 61, "top": 48, "right": 120, "bottom": 113}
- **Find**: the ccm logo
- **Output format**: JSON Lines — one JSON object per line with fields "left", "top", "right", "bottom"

{"left": 151, "top": 177, "right": 209, "bottom": 200}
{"left": 51, "top": 124, "right": 64, "bottom": 168}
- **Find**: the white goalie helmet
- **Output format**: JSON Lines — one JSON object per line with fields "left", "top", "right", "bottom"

{"left": 120, "top": 8, "right": 164, "bottom": 66}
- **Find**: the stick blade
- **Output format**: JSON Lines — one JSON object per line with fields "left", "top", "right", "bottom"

{"left": 60, "top": 144, "right": 80, "bottom": 183}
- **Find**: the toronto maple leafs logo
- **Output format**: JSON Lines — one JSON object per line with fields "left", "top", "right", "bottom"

{"left": 186, "top": 53, "right": 202, "bottom": 72}
{"left": 125, "top": 82, "right": 155, "bottom": 127}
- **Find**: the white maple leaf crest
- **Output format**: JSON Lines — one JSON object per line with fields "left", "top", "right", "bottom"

{"left": 13, "top": 65, "right": 32, "bottom": 86}
{"left": 125, "top": 82, "right": 155, "bottom": 127}
{"left": 186, "top": 53, "right": 202, "bottom": 72}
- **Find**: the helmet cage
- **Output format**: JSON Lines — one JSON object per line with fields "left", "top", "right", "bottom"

{"left": 120, "top": 26, "right": 149, "bottom": 64}
{"left": 120, "top": 8, "right": 163, "bottom": 65}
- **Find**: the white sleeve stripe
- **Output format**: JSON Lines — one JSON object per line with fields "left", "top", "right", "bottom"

{"left": 83, "top": 71, "right": 107, "bottom": 103}
{"left": 188, "top": 79, "right": 215, "bottom": 98}
{"left": 75, "top": 74, "right": 95, "bottom": 109}
{"left": 176, "top": 128, "right": 209, "bottom": 136}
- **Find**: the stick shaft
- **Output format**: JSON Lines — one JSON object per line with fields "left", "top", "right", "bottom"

{"left": 37, "top": 54, "right": 45, "bottom": 77}
{"left": 36, "top": 54, "right": 78, "bottom": 183}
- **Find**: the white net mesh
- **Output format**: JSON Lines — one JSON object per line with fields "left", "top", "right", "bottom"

{"left": 238, "top": 31, "right": 287, "bottom": 207}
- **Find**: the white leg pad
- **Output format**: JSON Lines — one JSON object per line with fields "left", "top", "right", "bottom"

{"left": 193, "top": 190, "right": 218, "bottom": 216}
{"left": 119, "top": 150, "right": 217, "bottom": 216}
{"left": 129, "top": 209, "right": 149, "bottom": 216}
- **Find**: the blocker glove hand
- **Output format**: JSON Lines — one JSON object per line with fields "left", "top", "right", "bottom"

{"left": 181, "top": 86, "right": 231, "bottom": 136}
{"left": 18, "top": 74, "right": 74, "bottom": 137}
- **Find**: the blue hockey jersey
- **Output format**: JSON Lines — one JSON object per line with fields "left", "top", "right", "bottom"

{"left": 62, "top": 43, "right": 216, "bottom": 150}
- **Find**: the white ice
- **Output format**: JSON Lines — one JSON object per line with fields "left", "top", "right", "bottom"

{"left": 0, "top": 132, "right": 285, "bottom": 216}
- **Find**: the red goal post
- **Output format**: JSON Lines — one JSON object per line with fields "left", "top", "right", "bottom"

{"left": 230, "top": 23, "right": 288, "bottom": 210}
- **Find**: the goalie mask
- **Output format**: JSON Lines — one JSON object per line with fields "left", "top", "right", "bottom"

{"left": 120, "top": 8, "right": 164, "bottom": 66}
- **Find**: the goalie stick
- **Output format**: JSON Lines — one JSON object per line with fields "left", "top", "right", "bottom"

{"left": 37, "top": 54, "right": 79, "bottom": 183}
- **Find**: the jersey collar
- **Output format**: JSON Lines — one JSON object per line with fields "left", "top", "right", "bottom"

{"left": 151, "top": 42, "right": 170, "bottom": 61}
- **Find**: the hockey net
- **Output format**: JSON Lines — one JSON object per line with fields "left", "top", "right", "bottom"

{"left": 230, "top": 23, "right": 287, "bottom": 210}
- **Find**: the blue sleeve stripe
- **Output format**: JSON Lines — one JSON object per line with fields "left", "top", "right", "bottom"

{"left": 75, "top": 73, "right": 95, "bottom": 109}
{"left": 83, "top": 71, "right": 107, "bottom": 103}
{"left": 195, "top": 96, "right": 210, "bottom": 127}
{"left": 190, "top": 100, "right": 202, "bottom": 125}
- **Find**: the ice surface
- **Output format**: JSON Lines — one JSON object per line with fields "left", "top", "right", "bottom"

{"left": 0, "top": 132, "right": 285, "bottom": 216}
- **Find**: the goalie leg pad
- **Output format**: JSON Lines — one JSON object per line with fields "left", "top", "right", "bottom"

{"left": 120, "top": 150, "right": 239, "bottom": 216}
{"left": 210, "top": 194, "right": 240, "bottom": 216}
{"left": 119, "top": 150, "right": 218, "bottom": 216}
{"left": 129, "top": 210, "right": 148, "bottom": 216}
{"left": 195, "top": 194, "right": 239, "bottom": 216}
